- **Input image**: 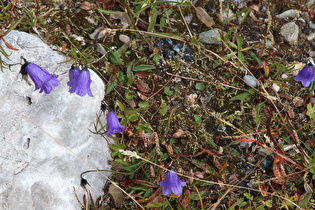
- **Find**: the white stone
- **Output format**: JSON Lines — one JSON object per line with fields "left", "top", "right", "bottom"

{"left": 272, "top": 83, "right": 280, "bottom": 92}
{"left": 243, "top": 75, "right": 259, "bottom": 88}
{"left": 276, "top": 9, "right": 300, "bottom": 19}
{"left": 0, "top": 30, "right": 111, "bottom": 209}
{"left": 280, "top": 22, "right": 299, "bottom": 45}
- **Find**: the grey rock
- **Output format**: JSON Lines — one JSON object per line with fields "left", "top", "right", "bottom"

{"left": 310, "top": 21, "right": 315, "bottom": 30}
{"left": 280, "top": 22, "right": 299, "bottom": 45}
{"left": 0, "top": 30, "right": 111, "bottom": 210}
{"left": 199, "top": 28, "right": 225, "bottom": 45}
{"left": 306, "top": 0, "right": 315, "bottom": 8}
{"left": 119, "top": 34, "right": 130, "bottom": 44}
{"left": 302, "top": 11, "right": 310, "bottom": 22}
{"left": 276, "top": 9, "right": 300, "bottom": 19}
{"left": 243, "top": 75, "right": 260, "bottom": 88}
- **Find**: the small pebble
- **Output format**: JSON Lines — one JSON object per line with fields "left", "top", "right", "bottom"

{"left": 276, "top": 9, "right": 300, "bottom": 19}
{"left": 119, "top": 34, "right": 130, "bottom": 44}
{"left": 243, "top": 75, "right": 260, "bottom": 88}
{"left": 272, "top": 84, "right": 280, "bottom": 92}
{"left": 280, "top": 22, "right": 299, "bottom": 45}
{"left": 199, "top": 28, "right": 225, "bottom": 45}
{"left": 302, "top": 28, "right": 312, "bottom": 34}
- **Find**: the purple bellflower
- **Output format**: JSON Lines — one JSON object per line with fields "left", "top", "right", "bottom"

{"left": 235, "top": 0, "right": 240, "bottom": 2}
{"left": 294, "top": 62, "right": 315, "bottom": 87}
{"left": 68, "top": 66, "right": 93, "bottom": 97}
{"left": 159, "top": 169, "right": 186, "bottom": 196}
{"left": 20, "top": 58, "right": 60, "bottom": 94}
{"left": 106, "top": 111, "right": 125, "bottom": 136}
{"left": 67, "top": 65, "right": 80, "bottom": 88}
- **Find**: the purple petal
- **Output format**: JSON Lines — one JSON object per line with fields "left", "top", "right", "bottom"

{"left": 68, "top": 68, "right": 94, "bottom": 97}
{"left": 159, "top": 169, "right": 186, "bottom": 196}
{"left": 25, "top": 63, "right": 60, "bottom": 94}
{"left": 294, "top": 64, "right": 315, "bottom": 87}
{"left": 67, "top": 66, "right": 80, "bottom": 88}
{"left": 106, "top": 111, "right": 124, "bottom": 136}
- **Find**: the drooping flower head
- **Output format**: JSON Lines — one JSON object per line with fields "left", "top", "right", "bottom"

{"left": 159, "top": 169, "right": 186, "bottom": 196}
{"left": 235, "top": 0, "right": 240, "bottom": 2}
{"left": 106, "top": 111, "right": 124, "bottom": 136}
{"left": 68, "top": 66, "right": 93, "bottom": 97}
{"left": 294, "top": 61, "right": 315, "bottom": 87}
{"left": 20, "top": 57, "right": 60, "bottom": 94}
{"left": 67, "top": 65, "right": 80, "bottom": 88}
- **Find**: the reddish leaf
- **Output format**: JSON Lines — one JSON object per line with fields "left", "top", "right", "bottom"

{"left": 61, "top": 43, "right": 67, "bottom": 52}
{"left": 79, "top": 1, "right": 91, "bottom": 10}
{"left": 1, "top": 37, "right": 17, "bottom": 50}
{"left": 136, "top": 79, "right": 151, "bottom": 93}
{"left": 178, "top": 190, "right": 191, "bottom": 208}
{"left": 258, "top": 183, "right": 269, "bottom": 197}
{"left": 96, "top": 0, "right": 115, "bottom": 9}
{"left": 137, "top": 91, "right": 148, "bottom": 101}
{"left": 172, "top": 128, "right": 185, "bottom": 138}
{"left": 135, "top": 71, "right": 150, "bottom": 78}
{"left": 273, "top": 156, "right": 286, "bottom": 184}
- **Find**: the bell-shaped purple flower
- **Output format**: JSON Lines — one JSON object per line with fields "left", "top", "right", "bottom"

{"left": 20, "top": 58, "right": 60, "bottom": 94}
{"left": 68, "top": 67, "right": 93, "bottom": 97}
{"left": 235, "top": 0, "right": 240, "bottom": 2}
{"left": 159, "top": 169, "right": 186, "bottom": 196}
{"left": 67, "top": 65, "right": 80, "bottom": 88}
{"left": 106, "top": 111, "right": 124, "bottom": 136}
{"left": 294, "top": 63, "right": 315, "bottom": 87}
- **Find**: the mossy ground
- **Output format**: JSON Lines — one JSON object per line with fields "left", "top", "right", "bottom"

{"left": 1, "top": 0, "right": 315, "bottom": 209}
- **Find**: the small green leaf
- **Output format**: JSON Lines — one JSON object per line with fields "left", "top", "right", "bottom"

{"left": 133, "top": 64, "right": 156, "bottom": 71}
{"left": 106, "top": 49, "right": 123, "bottom": 65}
{"left": 105, "top": 80, "right": 118, "bottom": 94}
{"left": 194, "top": 115, "right": 202, "bottom": 123}
{"left": 153, "top": 54, "right": 160, "bottom": 63}
{"left": 228, "top": 41, "right": 238, "bottom": 49}
{"left": 195, "top": 83, "right": 205, "bottom": 90}
{"left": 248, "top": 89, "right": 256, "bottom": 95}
{"left": 159, "top": 104, "right": 170, "bottom": 115}
{"left": 306, "top": 103, "right": 315, "bottom": 119}
{"left": 138, "top": 102, "right": 149, "bottom": 108}
{"left": 249, "top": 51, "right": 262, "bottom": 65}
{"left": 164, "top": 86, "right": 173, "bottom": 95}
{"left": 238, "top": 51, "right": 244, "bottom": 62}
{"left": 230, "top": 92, "right": 252, "bottom": 102}
{"left": 236, "top": 35, "right": 243, "bottom": 49}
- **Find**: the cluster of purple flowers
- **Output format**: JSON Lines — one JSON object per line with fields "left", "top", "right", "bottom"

{"left": 20, "top": 60, "right": 186, "bottom": 197}
{"left": 20, "top": 58, "right": 93, "bottom": 96}
{"left": 294, "top": 61, "right": 315, "bottom": 87}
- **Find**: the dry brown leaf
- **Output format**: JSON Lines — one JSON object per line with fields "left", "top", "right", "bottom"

{"left": 96, "top": 0, "right": 115, "bottom": 9}
{"left": 165, "top": 143, "right": 174, "bottom": 156}
{"left": 136, "top": 79, "right": 151, "bottom": 93}
{"left": 135, "top": 71, "right": 150, "bottom": 78}
{"left": 1, "top": 37, "right": 18, "bottom": 50}
{"left": 287, "top": 110, "right": 295, "bottom": 118}
{"left": 292, "top": 96, "right": 304, "bottom": 107}
{"left": 61, "top": 43, "right": 67, "bottom": 52}
{"left": 273, "top": 156, "right": 286, "bottom": 184}
{"left": 137, "top": 91, "right": 148, "bottom": 101}
{"left": 258, "top": 183, "right": 269, "bottom": 197}
{"left": 172, "top": 129, "right": 185, "bottom": 138}
{"left": 196, "top": 7, "right": 215, "bottom": 28}
{"left": 213, "top": 158, "right": 222, "bottom": 170}
{"left": 79, "top": 1, "right": 91, "bottom": 10}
